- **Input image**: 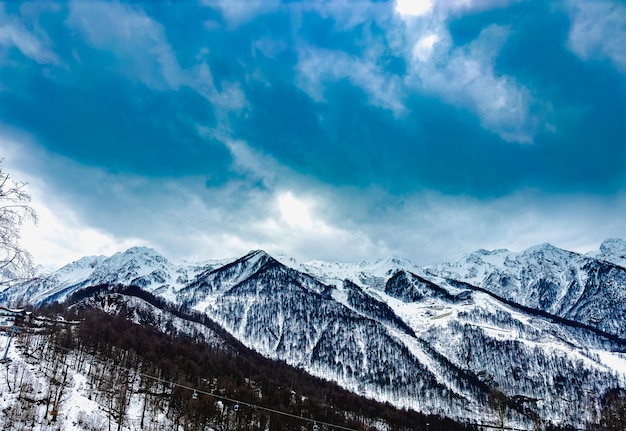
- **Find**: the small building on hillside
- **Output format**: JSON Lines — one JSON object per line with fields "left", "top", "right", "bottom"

{"left": 0, "top": 306, "right": 28, "bottom": 331}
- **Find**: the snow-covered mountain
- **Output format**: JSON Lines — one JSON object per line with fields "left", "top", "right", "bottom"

{"left": 275, "top": 254, "right": 422, "bottom": 290}
{"left": 587, "top": 238, "right": 626, "bottom": 268}
{"left": 0, "top": 246, "right": 232, "bottom": 305}
{"left": 429, "top": 240, "right": 626, "bottom": 338}
{"left": 2, "top": 241, "right": 626, "bottom": 428}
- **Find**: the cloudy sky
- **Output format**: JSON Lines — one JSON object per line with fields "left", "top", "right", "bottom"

{"left": 1, "top": 0, "right": 626, "bottom": 269}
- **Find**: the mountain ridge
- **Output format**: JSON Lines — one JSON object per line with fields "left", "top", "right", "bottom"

{"left": 2, "top": 239, "right": 626, "bottom": 428}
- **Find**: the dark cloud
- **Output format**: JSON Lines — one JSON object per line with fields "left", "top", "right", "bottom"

{"left": 0, "top": 70, "right": 230, "bottom": 178}
{"left": 2, "top": 0, "right": 626, "bottom": 267}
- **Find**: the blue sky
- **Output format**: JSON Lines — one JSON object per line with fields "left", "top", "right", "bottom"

{"left": 2, "top": 0, "right": 626, "bottom": 268}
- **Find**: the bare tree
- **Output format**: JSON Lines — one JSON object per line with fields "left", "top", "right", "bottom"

{"left": 488, "top": 388, "right": 508, "bottom": 430}
{"left": 0, "top": 161, "right": 37, "bottom": 283}
{"left": 588, "top": 388, "right": 626, "bottom": 431}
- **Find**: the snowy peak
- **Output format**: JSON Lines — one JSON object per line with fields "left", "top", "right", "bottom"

{"left": 90, "top": 246, "right": 168, "bottom": 278}
{"left": 4, "top": 240, "right": 626, "bottom": 428}
{"left": 57, "top": 255, "right": 108, "bottom": 272}
{"left": 2, "top": 246, "right": 213, "bottom": 306}
{"left": 432, "top": 243, "right": 586, "bottom": 285}
{"left": 84, "top": 246, "right": 203, "bottom": 298}
{"left": 599, "top": 238, "right": 626, "bottom": 253}
{"left": 177, "top": 249, "right": 279, "bottom": 306}
{"left": 277, "top": 254, "right": 422, "bottom": 290}
{"left": 429, "top": 239, "right": 626, "bottom": 338}
{"left": 519, "top": 242, "right": 584, "bottom": 265}
{"left": 384, "top": 270, "right": 470, "bottom": 304}
{"left": 429, "top": 247, "right": 513, "bottom": 285}
{"left": 588, "top": 238, "right": 626, "bottom": 268}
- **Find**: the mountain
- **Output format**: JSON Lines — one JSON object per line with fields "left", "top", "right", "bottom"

{"left": 587, "top": 238, "right": 626, "bottom": 268}
{"left": 429, "top": 241, "right": 626, "bottom": 338}
{"left": 0, "top": 246, "right": 232, "bottom": 306}
{"left": 2, "top": 241, "right": 626, "bottom": 429}
{"left": 3, "top": 287, "right": 457, "bottom": 431}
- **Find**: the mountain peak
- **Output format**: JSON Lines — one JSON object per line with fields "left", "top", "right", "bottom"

{"left": 599, "top": 238, "right": 626, "bottom": 254}
{"left": 520, "top": 243, "right": 581, "bottom": 261}
{"left": 588, "top": 238, "right": 626, "bottom": 268}
{"left": 121, "top": 246, "right": 164, "bottom": 257}
{"left": 474, "top": 248, "right": 509, "bottom": 255}
{"left": 244, "top": 249, "right": 272, "bottom": 259}
{"left": 523, "top": 242, "right": 559, "bottom": 253}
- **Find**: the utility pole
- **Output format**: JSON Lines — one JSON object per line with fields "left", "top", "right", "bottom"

{"left": 1, "top": 327, "right": 18, "bottom": 363}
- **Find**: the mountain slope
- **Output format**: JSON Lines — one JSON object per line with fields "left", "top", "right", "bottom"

{"left": 430, "top": 242, "right": 626, "bottom": 338}
{"left": 178, "top": 251, "right": 479, "bottom": 418}
{"left": 2, "top": 241, "right": 626, "bottom": 428}
{"left": 0, "top": 246, "right": 228, "bottom": 306}
{"left": 3, "top": 290, "right": 464, "bottom": 431}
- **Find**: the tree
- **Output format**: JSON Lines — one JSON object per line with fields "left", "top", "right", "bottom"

{"left": 588, "top": 388, "right": 626, "bottom": 431}
{"left": 488, "top": 388, "right": 508, "bottom": 430}
{"left": 0, "top": 161, "right": 37, "bottom": 283}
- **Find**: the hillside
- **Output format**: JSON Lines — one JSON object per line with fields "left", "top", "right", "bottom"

{"left": 1, "top": 241, "right": 626, "bottom": 429}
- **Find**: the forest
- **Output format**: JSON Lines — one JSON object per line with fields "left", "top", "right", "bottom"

{"left": 1, "top": 293, "right": 475, "bottom": 430}
{"left": 0, "top": 284, "right": 621, "bottom": 430}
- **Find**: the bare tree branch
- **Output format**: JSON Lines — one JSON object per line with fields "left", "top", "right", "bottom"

{"left": 0, "top": 159, "right": 37, "bottom": 285}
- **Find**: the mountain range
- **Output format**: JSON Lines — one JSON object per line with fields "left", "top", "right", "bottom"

{"left": 2, "top": 239, "right": 626, "bottom": 429}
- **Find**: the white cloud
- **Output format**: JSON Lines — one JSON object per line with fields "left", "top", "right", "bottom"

{"left": 1, "top": 140, "right": 145, "bottom": 270}
{"left": 250, "top": 188, "right": 385, "bottom": 263}
{"left": 567, "top": 1, "right": 626, "bottom": 74}
{"left": 404, "top": 18, "right": 536, "bottom": 143}
{"left": 396, "top": 0, "right": 517, "bottom": 19}
{"left": 67, "top": 1, "right": 183, "bottom": 90}
{"left": 4, "top": 126, "right": 625, "bottom": 270}
{"left": 296, "top": 46, "right": 405, "bottom": 115}
{"left": 201, "top": 0, "right": 280, "bottom": 27}
{"left": 326, "top": 187, "right": 626, "bottom": 266}
{"left": 0, "top": 6, "right": 57, "bottom": 64}
{"left": 413, "top": 33, "right": 439, "bottom": 61}
{"left": 395, "top": 0, "right": 433, "bottom": 17}
{"left": 67, "top": 1, "right": 246, "bottom": 129}
{"left": 294, "top": 1, "right": 538, "bottom": 143}
{"left": 277, "top": 192, "right": 315, "bottom": 229}
{"left": 191, "top": 62, "right": 247, "bottom": 115}
{"left": 19, "top": 199, "right": 146, "bottom": 271}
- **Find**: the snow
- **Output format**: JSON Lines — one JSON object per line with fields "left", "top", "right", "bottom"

{"left": 4, "top": 246, "right": 223, "bottom": 306}
{"left": 0, "top": 333, "right": 105, "bottom": 431}
{"left": 0, "top": 332, "right": 185, "bottom": 431}
{"left": 276, "top": 254, "right": 423, "bottom": 289}
{"left": 595, "top": 350, "right": 626, "bottom": 376}
{"left": 62, "top": 373, "right": 102, "bottom": 431}
{"left": 4, "top": 240, "right": 626, "bottom": 428}
{"left": 587, "top": 238, "right": 626, "bottom": 268}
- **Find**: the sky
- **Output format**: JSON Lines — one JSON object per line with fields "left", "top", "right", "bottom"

{"left": 1, "top": 0, "right": 626, "bottom": 269}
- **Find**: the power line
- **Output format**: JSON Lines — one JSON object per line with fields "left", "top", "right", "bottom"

{"left": 35, "top": 341, "right": 363, "bottom": 431}
{"left": 17, "top": 334, "right": 586, "bottom": 431}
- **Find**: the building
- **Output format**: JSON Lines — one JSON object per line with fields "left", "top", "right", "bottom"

{"left": 0, "top": 306, "right": 28, "bottom": 331}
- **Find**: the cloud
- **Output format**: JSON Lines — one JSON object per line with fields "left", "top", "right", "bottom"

{"left": 396, "top": 0, "right": 518, "bottom": 18}
{"left": 67, "top": 1, "right": 184, "bottom": 90}
{"left": 67, "top": 0, "right": 247, "bottom": 115}
{"left": 567, "top": 0, "right": 626, "bottom": 74}
{"left": 395, "top": 0, "right": 433, "bottom": 17}
{"left": 2, "top": 136, "right": 145, "bottom": 269}
{"left": 314, "top": 186, "right": 626, "bottom": 265}
{"left": 1, "top": 0, "right": 625, "bottom": 271}
{"left": 201, "top": 0, "right": 280, "bottom": 27}
{"left": 413, "top": 33, "right": 439, "bottom": 61}
{"left": 401, "top": 14, "right": 537, "bottom": 142}
{"left": 190, "top": 61, "right": 247, "bottom": 117}
{"left": 4, "top": 120, "right": 626, "bottom": 270}
{"left": 292, "top": 1, "right": 540, "bottom": 143}
{"left": 0, "top": 5, "right": 57, "bottom": 64}
{"left": 295, "top": 46, "right": 405, "bottom": 115}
